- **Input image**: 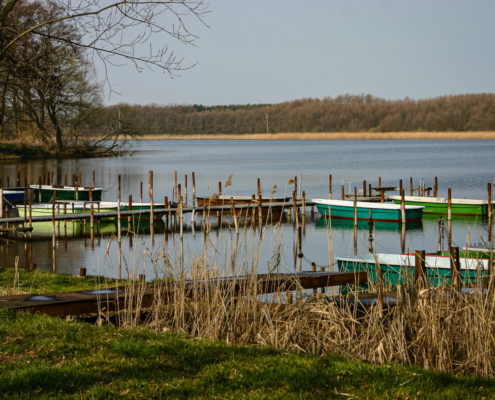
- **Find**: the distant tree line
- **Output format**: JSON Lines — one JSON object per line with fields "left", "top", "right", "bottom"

{"left": 96, "top": 93, "right": 495, "bottom": 136}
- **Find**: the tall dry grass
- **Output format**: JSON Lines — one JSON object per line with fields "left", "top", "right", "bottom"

{"left": 108, "top": 214, "right": 495, "bottom": 378}
{"left": 138, "top": 131, "right": 495, "bottom": 140}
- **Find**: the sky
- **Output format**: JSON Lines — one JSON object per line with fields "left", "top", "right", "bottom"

{"left": 101, "top": 0, "right": 495, "bottom": 106}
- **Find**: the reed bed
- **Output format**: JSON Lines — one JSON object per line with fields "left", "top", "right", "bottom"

{"left": 138, "top": 131, "right": 495, "bottom": 140}
{"left": 107, "top": 219, "right": 495, "bottom": 379}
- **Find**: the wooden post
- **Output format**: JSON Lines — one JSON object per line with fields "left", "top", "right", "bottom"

{"left": 230, "top": 197, "right": 239, "bottom": 234}
{"left": 51, "top": 171, "right": 54, "bottom": 185}
{"left": 450, "top": 246, "right": 460, "bottom": 288}
{"left": 369, "top": 183, "right": 372, "bottom": 199}
{"left": 329, "top": 174, "right": 332, "bottom": 199}
{"left": 89, "top": 187, "right": 92, "bottom": 201}
{"left": 178, "top": 183, "right": 181, "bottom": 200}
{"left": 448, "top": 188, "right": 452, "bottom": 222}
{"left": 401, "top": 189, "right": 406, "bottom": 224}
{"left": 80, "top": 268, "right": 86, "bottom": 277}
{"left": 90, "top": 204, "right": 94, "bottom": 229}
{"left": 29, "top": 202, "right": 32, "bottom": 226}
{"left": 118, "top": 175, "right": 121, "bottom": 244}
{"left": 128, "top": 195, "right": 132, "bottom": 223}
{"left": 414, "top": 250, "right": 426, "bottom": 285}
{"left": 16, "top": 171, "right": 20, "bottom": 186}
{"left": 64, "top": 173, "right": 67, "bottom": 186}
{"left": 354, "top": 186, "right": 357, "bottom": 201}
{"left": 150, "top": 171, "right": 154, "bottom": 222}
{"left": 185, "top": 174, "right": 188, "bottom": 204}
{"left": 378, "top": 177, "right": 381, "bottom": 187}
{"left": 30, "top": 263, "right": 36, "bottom": 271}
{"left": 23, "top": 180, "right": 27, "bottom": 225}
{"left": 218, "top": 182, "right": 222, "bottom": 196}
{"left": 292, "top": 190, "right": 297, "bottom": 217}
{"left": 294, "top": 176, "right": 297, "bottom": 199}
{"left": 192, "top": 172, "right": 196, "bottom": 198}
{"left": 302, "top": 191, "right": 306, "bottom": 214}
{"left": 353, "top": 196, "right": 357, "bottom": 229}
{"left": 258, "top": 194, "right": 262, "bottom": 220}
{"left": 47, "top": 173, "right": 50, "bottom": 186}
{"left": 434, "top": 176, "right": 438, "bottom": 197}
{"left": 363, "top": 180, "right": 367, "bottom": 198}
{"left": 257, "top": 178, "right": 261, "bottom": 197}
{"left": 380, "top": 190, "right": 384, "bottom": 203}
{"left": 399, "top": 179, "right": 402, "bottom": 194}
{"left": 488, "top": 183, "right": 492, "bottom": 218}
{"left": 0, "top": 189, "right": 3, "bottom": 219}
{"left": 38, "top": 177, "right": 42, "bottom": 203}
{"left": 341, "top": 185, "right": 345, "bottom": 200}
{"left": 6, "top": 176, "right": 9, "bottom": 187}
{"left": 410, "top": 177, "right": 413, "bottom": 196}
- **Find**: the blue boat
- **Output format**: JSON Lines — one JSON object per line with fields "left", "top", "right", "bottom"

{"left": 2, "top": 190, "right": 25, "bottom": 203}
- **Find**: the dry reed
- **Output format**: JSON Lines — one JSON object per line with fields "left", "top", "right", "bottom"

{"left": 110, "top": 223, "right": 495, "bottom": 379}
{"left": 137, "top": 131, "right": 495, "bottom": 140}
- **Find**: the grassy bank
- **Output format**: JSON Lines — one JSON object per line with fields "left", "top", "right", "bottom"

{"left": 0, "top": 267, "right": 115, "bottom": 296}
{"left": 138, "top": 131, "right": 495, "bottom": 140}
{"left": 0, "top": 141, "right": 115, "bottom": 160}
{"left": 1, "top": 309, "right": 494, "bottom": 399}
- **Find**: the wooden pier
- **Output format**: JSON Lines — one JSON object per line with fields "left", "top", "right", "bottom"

{"left": 0, "top": 270, "right": 367, "bottom": 317}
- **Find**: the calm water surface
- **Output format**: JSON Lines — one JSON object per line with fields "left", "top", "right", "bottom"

{"left": 1, "top": 140, "right": 494, "bottom": 280}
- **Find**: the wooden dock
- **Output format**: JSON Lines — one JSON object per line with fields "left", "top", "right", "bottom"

{"left": 0, "top": 200, "right": 315, "bottom": 225}
{"left": 0, "top": 270, "right": 367, "bottom": 317}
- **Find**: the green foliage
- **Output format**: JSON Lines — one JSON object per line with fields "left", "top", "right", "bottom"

{"left": 0, "top": 310, "right": 494, "bottom": 399}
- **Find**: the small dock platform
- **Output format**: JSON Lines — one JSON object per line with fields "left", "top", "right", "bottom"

{"left": 0, "top": 270, "right": 367, "bottom": 317}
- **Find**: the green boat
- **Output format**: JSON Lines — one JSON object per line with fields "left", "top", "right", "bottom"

{"left": 312, "top": 199, "right": 424, "bottom": 223}
{"left": 389, "top": 195, "right": 492, "bottom": 216}
{"left": 30, "top": 185, "right": 102, "bottom": 202}
{"left": 337, "top": 253, "right": 488, "bottom": 287}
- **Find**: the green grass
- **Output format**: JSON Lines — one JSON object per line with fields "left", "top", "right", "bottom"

{"left": 1, "top": 309, "right": 494, "bottom": 399}
{"left": 0, "top": 267, "right": 116, "bottom": 295}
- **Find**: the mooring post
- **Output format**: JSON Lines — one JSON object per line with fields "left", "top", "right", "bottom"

{"left": 368, "top": 209, "right": 373, "bottom": 254}
{"left": 128, "top": 195, "right": 132, "bottom": 224}
{"left": 16, "top": 171, "right": 20, "bottom": 186}
{"left": 89, "top": 187, "right": 92, "bottom": 202}
{"left": 47, "top": 173, "right": 50, "bottom": 186}
{"left": 38, "top": 177, "right": 42, "bottom": 203}
{"left": 399, "top": 179, "right": 402, "bottom": 194}
{"left": 353, "top": 194, "right": 357, "bottom": 230}
{"left": 257, "top": 178, "right": 261, "bottom": 197}
{"left": 447, "top": 188, "right": 452, "bottom": 222}
{"left": 64, "top": 173, "right": 67, "bottom": 186}
{"left": 292, "top": 190, "right": 297, "bottom": 217}
{"left": 75, "top": 181, "right": 79, "bottom": 201}
{"left": 6, "top": 176, "right": 9, "bottom": 187}
{"left": 258, "top": 194, "right": 262, "bottom": 221}
{"left": 0, "top": 189, "right": 3, "bottom": 219}
{"left": 185, "top": 174, "right": 188, "bottom": 204}
{"left": 341, "top": 184, "right": 345, "bottom": 200}
{"left": 294, "top": 176, "right": 297, "bottom": 200}
{"left": 409, "top": 177, "right": 413, "bottom": 196}
{"left": 414, "top": 250, "right": 426, "bottom": 285}
{"left": 329, "top": 174, "right": 332, "bottom": 199}
{"left": 80, "top": 268, "right": 86, "bottom": 277}
{"left": 380, "top": 189, "right": 384, "bottom": 203}
{"left": 450, "top": 246, "right": 460, "bottom": 288}
{"left": 302, "top": 191, "right": 306, "bottom": 214}
{"left": 29, "top": 202, "right": 32, "bottom": 226}
{"left": 23, "top": 180, "right": 27, "bottom": 226}
{"left": 488, "top": 183, "right": 492, "bottom": 219}
{"left": 192, "top": 172, "right": 196, "bottom": 198}
{"left": 218, "top": 182, "right": 222, "bottom": 196}
{"left": 434, "top": 176, "right": 438, "bottom": 197}
{"left": 401, "top": 189, "right": 406, "bottom": 224}
{"left": 90, "top": 204, "right": 94, "bottom": 230}
{"left": 363, "top": 180, "right": 367, "bottom": 198}
{"left": 179, "top": 196, "right": 183, "bottom": 239}
{"left": 30, "top": 263, "right": 36, "bottom": 271}
{"left": 230, "top": 197, "right": 239, "bottom": 234}
{"left": 437, "top": 217, "right": 443, "bottom": 252}
{"left": 150, "top": 170, "right": 154, "bottom": 223}
{"left": 118, "top": 174, "right": 121, "bottom": 242}
{"left": 354, "top": 186, "right": 357, "bottom": 201}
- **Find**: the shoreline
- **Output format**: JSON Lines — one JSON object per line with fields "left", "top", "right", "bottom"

{"left": 136, "top": 131, "right": 495, "bottom": 140}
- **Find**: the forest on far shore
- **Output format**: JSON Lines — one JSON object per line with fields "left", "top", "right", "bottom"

{"left": 98, "top": 93, "right": 495, "bottom": 137}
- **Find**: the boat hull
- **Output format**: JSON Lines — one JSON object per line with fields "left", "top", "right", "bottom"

{"left": 390, "top": 196, "right": 490, "bottom": 216}
{"left": 31, "top": 185, "right": 102, "bottom": 202}
{"left": 195, "top": 196, "right": 291, "bottom": 207}
{"left": 314, "top": 200, "right": 423, "bottom": 223}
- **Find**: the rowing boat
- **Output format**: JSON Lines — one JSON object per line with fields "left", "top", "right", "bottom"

{"left": 389, "top": 195, "right": 492, "bottom": 216}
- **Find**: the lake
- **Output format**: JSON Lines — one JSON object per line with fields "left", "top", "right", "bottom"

{"left": 0, "top": 140, "right": 494, "bottom": 281}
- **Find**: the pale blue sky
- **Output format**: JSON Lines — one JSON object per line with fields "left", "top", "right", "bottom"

{"left": 103, "top": 0, "right": 495, "bottom": 106}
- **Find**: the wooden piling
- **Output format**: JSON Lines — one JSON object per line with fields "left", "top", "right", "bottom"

{"left": 29, "top": 203, "right": 32, "bottom": 226}
{"left": 410, "top": 177, "right": 413, "bottom": 196}
{"left": 192, "top": 172, "right": 196, "bottom": 198}
{"left": 341, "top": 184, "right": 345, "bottom": 200}
{"left": 294, "top": 176, "right": 297, "bottom": 199}
{"left": 258, "top": 194, "right": 262, "bottom": 220}
{"left": 178, "top": 183, "right": 181, "bottom": 201}
{"left": 354, "top": 186, "right": 357, "bottom": 201}
{"left": 414, "top": 250, "right": 426, "bottom": 285}
{"left": 401, "top": 189, "right": 406, "bottom": 224}
{"left": 218, "top": 182, "right": 222, "bottom": 196}
{"left": 128, "top": 195, "right": 132, "bottom": 223}
{"left": 399, "top": 179, "right": 402, "bottom": 194}
{"left": 434, "top": 176, "right": 438, "bottom": 197}
{"left": 380, "top": 189, "right": 384, "bottom": 203}
{"left": 448, "top": 188, "right": 452, "bottom": 222}
{"left": 185, "top": 174, "right": 188, "bottom": 204}
{"left": 488, "top": 183, "right": 492, "bottom": 218}
{"left": 292, "top": 191, "right": 297, "bottom": 217}
{"left": 64, "top": 173, "right": 67, "bottom": 186}
{"left": 230, "top": 197, "right": 239, "bottom": 234}
{"left": 38, "top": 177, "right": 42, "bottom": 203}
{"left": 30, "top": 263, "right": 36, "bottom": 271}
{"left": 90, "top": 204, "right": 94, "bottom": 229}
{"left": 378, "top": 177, "right": 381, "bottom": 187}
{"left": 353, "top": 196, "right": 357, "bottom": 229}
{"left": 363, "top": 180, "right": 367, "bottom": 198}
{"left": 329, "top": 174, "right": 332, "bottom": 199}
{"left": 450, "top": 246, "right": 460, "bottom": 288}
{"left": 0, "top": 189, "right": 3, "bottom": 219}
{"left": 302, "top": 191, "right": 306, "bottom": 214}
{"left": 89, "top": 187, "right": 92, "bottom": 202}
{"left": 79, "top": 268, "right": 86, "bottom": 277}
{"left": 150, "top": 170, "right": 154, "bottom": 223}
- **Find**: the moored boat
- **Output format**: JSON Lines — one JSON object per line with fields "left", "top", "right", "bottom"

{"left": 389, "top": 195, "right": 492, "bottom": 216}
{"left": 195, "top": 195, "right": 292, "bottom": 207}
{"left": 312, "top": 199, "right": 424, "bottom": 222}
{"left": 337, "top": 253, "right": 488, "bottom": 287}
{"left": 30, "top": 185, "right": 103, "bottom": 202}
